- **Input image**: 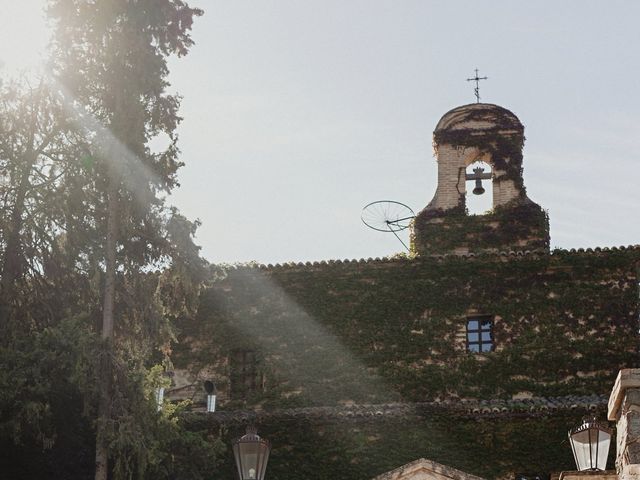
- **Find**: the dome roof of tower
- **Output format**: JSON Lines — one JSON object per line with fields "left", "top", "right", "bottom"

{"left": 434, "top": 103, "right": 523, "bottom": 136}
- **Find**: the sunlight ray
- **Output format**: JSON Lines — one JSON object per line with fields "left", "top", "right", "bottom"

{"left": 49, "top": 77, "right": 163, "bottom": 209}
{"left": 205, "top": 268, "right": 399, "bottom": 405}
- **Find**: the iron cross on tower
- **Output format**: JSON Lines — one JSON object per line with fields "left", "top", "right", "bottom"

{"left": 466, "top": 68, "right": 488, "bottom": 103}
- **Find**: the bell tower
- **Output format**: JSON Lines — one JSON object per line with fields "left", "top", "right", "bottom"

{"left": 411, "top": 103, "right": 549, "bottom": 256}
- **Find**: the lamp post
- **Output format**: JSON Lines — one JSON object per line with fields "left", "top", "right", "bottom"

{"left": 568, "top": 416, "right": 612, "bottom": 471}
{"left": 232, "top": 426, "right": 271, "bottom": 480}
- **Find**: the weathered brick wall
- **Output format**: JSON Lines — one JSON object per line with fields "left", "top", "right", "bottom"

{"left": 426, "top": 143, "right": 521, "bottom": 212}
{"left": 427, "top": 144, "right": 468, "bottom": 211}
{"left": 183, "top": 398, "right": 610, "bottom": 480}
{"left": 411, "top": 201, "right": 550, "bottom": 256}
{"left": 494, "top": 176, "right": 521, "bottom": 207}
{"left": 609, "top": 370, "right": 640, "bottom": 480}
{"left": 413, "top": 103, "right": 548, "bottom": 256}
{"left": 169, "top": 246, "right": 639, "bottom": 480}
{"left": 173, "top": 247, "right": 639, "bottom": 410}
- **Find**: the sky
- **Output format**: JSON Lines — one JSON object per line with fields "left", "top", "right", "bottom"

{"left": 1, "top": 1, "right": 640, "bottom": 265}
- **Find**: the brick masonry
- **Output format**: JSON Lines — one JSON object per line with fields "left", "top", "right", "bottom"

{"left": 412, "top": 103, "right": 548, "bottom": 256}
{"left": 609, "top": 370, "right": 640, "bottom": 479}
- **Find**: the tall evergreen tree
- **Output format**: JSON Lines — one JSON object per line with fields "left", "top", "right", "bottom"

{"left": 46, "top": 1, "right": 207, "bottom": 478}
{"left": 0, "top": 79, "right": 88, "bottom": 334}
{"left": 0, "top": 79, "right": 99, "bottom": 479}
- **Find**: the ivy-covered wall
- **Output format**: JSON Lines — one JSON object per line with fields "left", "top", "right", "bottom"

{"left": 175, "top": 247, "right": 639, "bottom": 406}
{"left": 182, "top": 402, "right": 609, "bottom": 480}
{"left": 411, "top": 201, "right": 550, "bottom": 256}
{"left": 172, "top": 246, "right": 639, "bottom": 479}
{"left": 412, "top": 103, "right": 550, "bottom": 256}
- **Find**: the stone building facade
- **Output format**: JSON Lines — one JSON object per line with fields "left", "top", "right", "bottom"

{"left": 171, "top": 103, "right": 639, "bottom": 480}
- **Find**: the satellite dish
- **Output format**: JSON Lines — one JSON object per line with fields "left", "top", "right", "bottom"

{"left": 361, "top": 200, "right": 416, "bottom": 251}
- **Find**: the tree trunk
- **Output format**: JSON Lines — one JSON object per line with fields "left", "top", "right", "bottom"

{"left": 94, "top": 177, "right": 118, "bottom": 480}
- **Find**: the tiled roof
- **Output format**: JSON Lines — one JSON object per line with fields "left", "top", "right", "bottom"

{"left": 185, "top": 394, "right": 608, "bottom": 425}
{"left": 215, "top": 245, "right": 640, "bottom": 272}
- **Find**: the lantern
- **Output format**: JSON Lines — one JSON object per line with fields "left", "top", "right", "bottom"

{"left": 232, "top": 426, "right": 271, "bottom": 480}
{"left": 568, "top": 416, "right": 612, "bottom": 471}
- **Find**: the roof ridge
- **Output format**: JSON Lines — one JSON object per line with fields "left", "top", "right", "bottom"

{"left": 216, "top": 245, "right": 640, "bottom": 271}
{"left": 184, "top": 394, "right": 609, "bottom": 424}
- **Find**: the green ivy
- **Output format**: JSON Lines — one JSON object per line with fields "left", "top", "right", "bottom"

{"left": 172, "top": 248, "right": 639, "bottom": 479}
{"left": 175, "top": 249, "right": 638, "bottom": 404}
{"left": 411, "top": 201, "right": 550, "bottom": 255}
{"left": 433, "top": 105, "right": 526, "bottom": 192}
{"left": 183, "top": 408, "right": 608, "bottom": 480}
{"left": 411, "top": 105, "right": 548, "bottom": 256}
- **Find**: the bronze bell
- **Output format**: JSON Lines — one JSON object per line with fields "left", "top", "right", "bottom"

{"left": 472, "top": 167, "right": 485, "bottom": 195}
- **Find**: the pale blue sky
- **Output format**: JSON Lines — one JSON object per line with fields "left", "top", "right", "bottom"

{"left": 2, "top": 1, "right": 640, "bottom": 264}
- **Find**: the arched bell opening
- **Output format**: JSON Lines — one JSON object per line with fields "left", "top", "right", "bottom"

{"left": 465, "top": 160, "right": 492, "bottom": 215}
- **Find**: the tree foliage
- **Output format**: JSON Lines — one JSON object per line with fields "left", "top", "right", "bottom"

{"left": 0, "top": 79, "right": 90, "bottom": 333}
{"left": 0, "top": 1, "right": 223, "bottom": 478}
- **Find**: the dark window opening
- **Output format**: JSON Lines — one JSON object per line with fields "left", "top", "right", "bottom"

{"left": 230, "top": 349, "right": 260, "bottom": 400}
{"left": 466, "top": 316, "right": 494, "bottom": 353}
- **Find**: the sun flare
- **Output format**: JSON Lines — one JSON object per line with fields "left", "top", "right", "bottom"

{"left": 0, "top": 0, "right": 50, "bottom": 76}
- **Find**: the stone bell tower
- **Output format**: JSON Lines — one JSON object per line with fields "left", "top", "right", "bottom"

{"left": 411, "top": 103, "right": 549, "bottom": 256}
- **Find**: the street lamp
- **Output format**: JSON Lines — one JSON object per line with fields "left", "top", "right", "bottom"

{"left": 232, "top": 426, "right": 271, "bottom": 480}
{"left": 568, "top": 416, "right": 612, "bottom": 471}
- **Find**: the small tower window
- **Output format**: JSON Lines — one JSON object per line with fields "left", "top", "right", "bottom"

{"left": 466, "top": 316, "right": 493, "bottom": 352}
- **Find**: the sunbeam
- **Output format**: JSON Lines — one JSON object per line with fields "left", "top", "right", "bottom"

{"left": 176, "top": 267, "right": 400, "bottom": 406}
{"left": 49, "top": 77, "right": 164, "bottom": 210}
